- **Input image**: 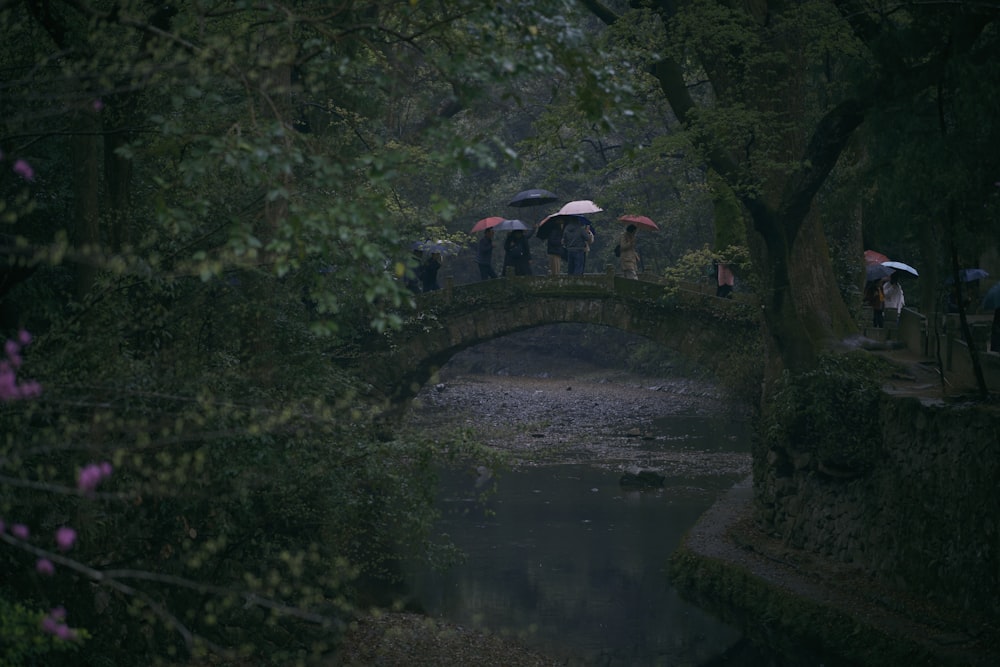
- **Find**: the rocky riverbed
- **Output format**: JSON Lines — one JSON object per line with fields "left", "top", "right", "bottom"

{"left": 403, "top": 370, "right": 750, "bottom": 473}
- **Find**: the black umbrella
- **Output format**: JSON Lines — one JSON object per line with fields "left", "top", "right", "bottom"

{"left": 508, "top": 188, "right": 559, "bottom": 208}
{"left": 865, "top": 264, "right": 894, "bottom": 281}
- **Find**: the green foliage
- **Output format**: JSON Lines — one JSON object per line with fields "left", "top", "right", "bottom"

{"left": 762, "top": 353, "right": 895, "bottom": 470}
{"left": 661, "top": 243, "right": 755, "bottom": 292}
{"left": 0, "top": 1, "right": 640, "bottom": 663}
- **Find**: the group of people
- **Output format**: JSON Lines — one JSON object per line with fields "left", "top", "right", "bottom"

{"left": 474, "top": 217, "right": 642, "bottom": 279}
{"left": 864, "top": 273, "right": 905, "bottom": 328}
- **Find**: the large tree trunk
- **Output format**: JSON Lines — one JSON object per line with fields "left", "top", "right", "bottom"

{"left": 645, "top": 1, "right": 864, "bottom": 378}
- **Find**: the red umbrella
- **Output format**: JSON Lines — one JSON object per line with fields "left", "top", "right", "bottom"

{"left": 471, "top": 216, "right": 504, "bottom": 233}
{"left": 863, "top": 249, "right": 889, "bottom": 266}
{"left": 618, "top": 214, "right": 659, "bottom": 231}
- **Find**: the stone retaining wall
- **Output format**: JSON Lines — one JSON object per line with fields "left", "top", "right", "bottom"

{"left": 755, "top": 394, "right": 1000, "bottom": 618}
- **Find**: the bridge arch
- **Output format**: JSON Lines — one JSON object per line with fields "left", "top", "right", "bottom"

{"left": 346, "top": 272, "right": 760, "bottom": 410}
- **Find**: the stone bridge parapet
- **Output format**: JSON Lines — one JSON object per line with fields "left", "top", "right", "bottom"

{"left": 340, "top": 270, "right": 760, "bottom": 409}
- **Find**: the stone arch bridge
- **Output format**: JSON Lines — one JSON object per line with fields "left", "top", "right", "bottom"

{"left": 339, "top": 270, "right": 761, "bottom": 411}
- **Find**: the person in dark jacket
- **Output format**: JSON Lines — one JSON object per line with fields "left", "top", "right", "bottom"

{"left": 475, "top": 228, "right": 498, "bottom": 280}
{"left": 544, "top": 220, "right": 564, "bottom": 275}
{"left": 420, "top": 252, "right": 442, "bottom": 291}
{"left": 562, "top": 217, "right": 593, "bottom": 275}
{"left": 503, "top": 229, "right": 533, "bottom": 276}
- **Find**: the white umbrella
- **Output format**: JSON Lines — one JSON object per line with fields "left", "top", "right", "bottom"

{"left": 494, "top": 219, "right": 530, "bottom": 231}
{"left": 881, "top": 261, "right": 918, "bottom": 277}
{"left": 556, "top": 200, "right": 603, "bottom": 216}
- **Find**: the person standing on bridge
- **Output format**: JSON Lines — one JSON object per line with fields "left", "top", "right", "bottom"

{"left": 544, "top": 218, "right": 565, "bottom": 275}
{"left": 475, "top": 228, "right": 498, "bottom": 280}
{"left": 618, "top": 224, "right": 640, "bottom": 279}
{"left": 562, "top": 216, "right": 593, "bottom": 275}
{"left": 420, "top": 251, "right": 443, "bottom": 291}
{"left": 503, "top": 228, "right": 533, "bottom": 276}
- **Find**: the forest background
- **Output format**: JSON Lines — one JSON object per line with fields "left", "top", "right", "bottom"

{"left": 1, "top": 0, "right": 998, "bottom": 665}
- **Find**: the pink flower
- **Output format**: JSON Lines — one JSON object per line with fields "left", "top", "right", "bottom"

{"left": 36, "top": 558, "right": 55, "bottom": 575}
{"left": 40, "top": 608, "right": 78, "bottom": 641}
{"left": 77, "top": 461, "right": 112, "bottom": 492}
{"left": 17, "top": 330, "right": 31, "bottom": 345}
{"left": 4, "top": 340, "right": 21, "bottom": 367}
{"left": 12, "top": 159, "right": 34, "bottom": 181}
{"left": 55, "top": 526, "right": 77, "bottom": 551}
{"left": 93, "top": 99, "right": 104, "bottom": 111}
{"left": 11, "top": 523, "right": 29, "bottom": 539}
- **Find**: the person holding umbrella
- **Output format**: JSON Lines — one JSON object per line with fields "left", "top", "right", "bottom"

{"left": 562, "top": 216, "right": 594, "bottom": 275}
{"left": 475, "top": 227, "right": 498, "bottom": 280}
{"left": 883, "top": 272, "right": 905, "bottom": 324}
{"left": 495, "top": 219, "right": 533, "bottom": 276}
{"left": 543, "top": 218, "right": 565, "bottom": 275}
{"left": 618, "top": 224, "right": 640, "bottom": 279}
{"left": 863, "top": 277, "right": 886, "bottom": 328}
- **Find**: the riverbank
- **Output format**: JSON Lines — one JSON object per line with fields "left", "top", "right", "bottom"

{"left": 672, "top": 477, "right": 1000, "bottom": 667}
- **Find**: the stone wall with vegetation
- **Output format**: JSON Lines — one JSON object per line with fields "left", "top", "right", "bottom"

{"left": 755, "top": 385, "right": 1000, "bottom": 618}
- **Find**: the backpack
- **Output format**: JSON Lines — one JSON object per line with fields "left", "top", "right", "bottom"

{"left": 614, "top": 243, "right": 621, "bottom": 257}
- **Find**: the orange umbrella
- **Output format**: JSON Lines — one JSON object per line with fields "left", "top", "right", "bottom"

{"left": 471, "top": 216, "right": 504, "bottom": 233}
{"left": 618, "top": 214, "right": 659, "bottom": 231}
{"left": 863, "top": 249, "right": 889, "bottom": 266}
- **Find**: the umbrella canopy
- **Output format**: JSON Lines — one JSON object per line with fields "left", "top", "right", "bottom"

{"left": 556, "top": 200, "right": 603, "bottom": 216}
{"left": 881, "top": 260, "right": 918, "bottom": 276}
{"left": 944, "top": 268, "right": 989, "bottom": 284}
{"left": 494, "top": 218, "right": 530, "bottom": 232}
{"left": 470, "top": 216, "right": 504, "bottom": 233}
{"left": 414, "top": 239, "right": 461, "bottom": 256}
{"left": 864, "top": 250, "right": 890, "bottom": 266}
{"left": 982, "top": 282, "right": 1000, "bottom": 311}
{"left": 508, "top": 189, "right": 559, "bottom": 208}
{"left": 535, "top": 213, "right": 562, "bottom": 240}
{"left": 866, "top": 264, "right": 894, "bottom": 281}
{"left": 618, "top": 214, "right": 659, "bottom": 231}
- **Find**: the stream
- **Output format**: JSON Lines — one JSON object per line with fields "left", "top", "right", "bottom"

{"left": 406, "top": 413, "right": 754, "bottom": 665}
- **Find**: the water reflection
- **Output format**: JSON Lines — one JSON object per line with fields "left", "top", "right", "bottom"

{"left": 408, "top": 416, "right": 751, "bottom": 665}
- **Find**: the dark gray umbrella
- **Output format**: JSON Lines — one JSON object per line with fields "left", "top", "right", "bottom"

{"left": 982, "top": 282, "right": 1000, "bottom": 311}
{"left": 508, "top": 189, "right": 559, "bottom": 208}
{"left": 945, "top": 268, "right": 989, "bottom": 284}
{"left": 866, "top": 264, "right": 894, "bottom": 281}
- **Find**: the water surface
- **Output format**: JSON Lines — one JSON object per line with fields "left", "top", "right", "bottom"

{"left": 408, "top": 415, "right": 749, "bottom": 665}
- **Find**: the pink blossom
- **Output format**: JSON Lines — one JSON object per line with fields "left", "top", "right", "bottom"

{"left": 40, "top": 608, "right": 78, "bottom": 641}
{"left": 11, "top": 523, "right": 29, "bottom": 539}
{"left": 55, "top": 526, "right": 77, "bottom": 551}
{"left": 77, "top": 461, "right": 113, "bottom": 492}
{"left": 93, "top": 99, "right": 104, "bottom": 111}
{"left": 0, "top": 331, "right": 40, "bottom": 401}
{"left": 12, "top": 159, "right": 34, "bottom": 181}
{"left": 4, "top": 340, "right": 21, "bottom": 366}
{"left": 36, "top": 558, "right": 55, "bottom": 575}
